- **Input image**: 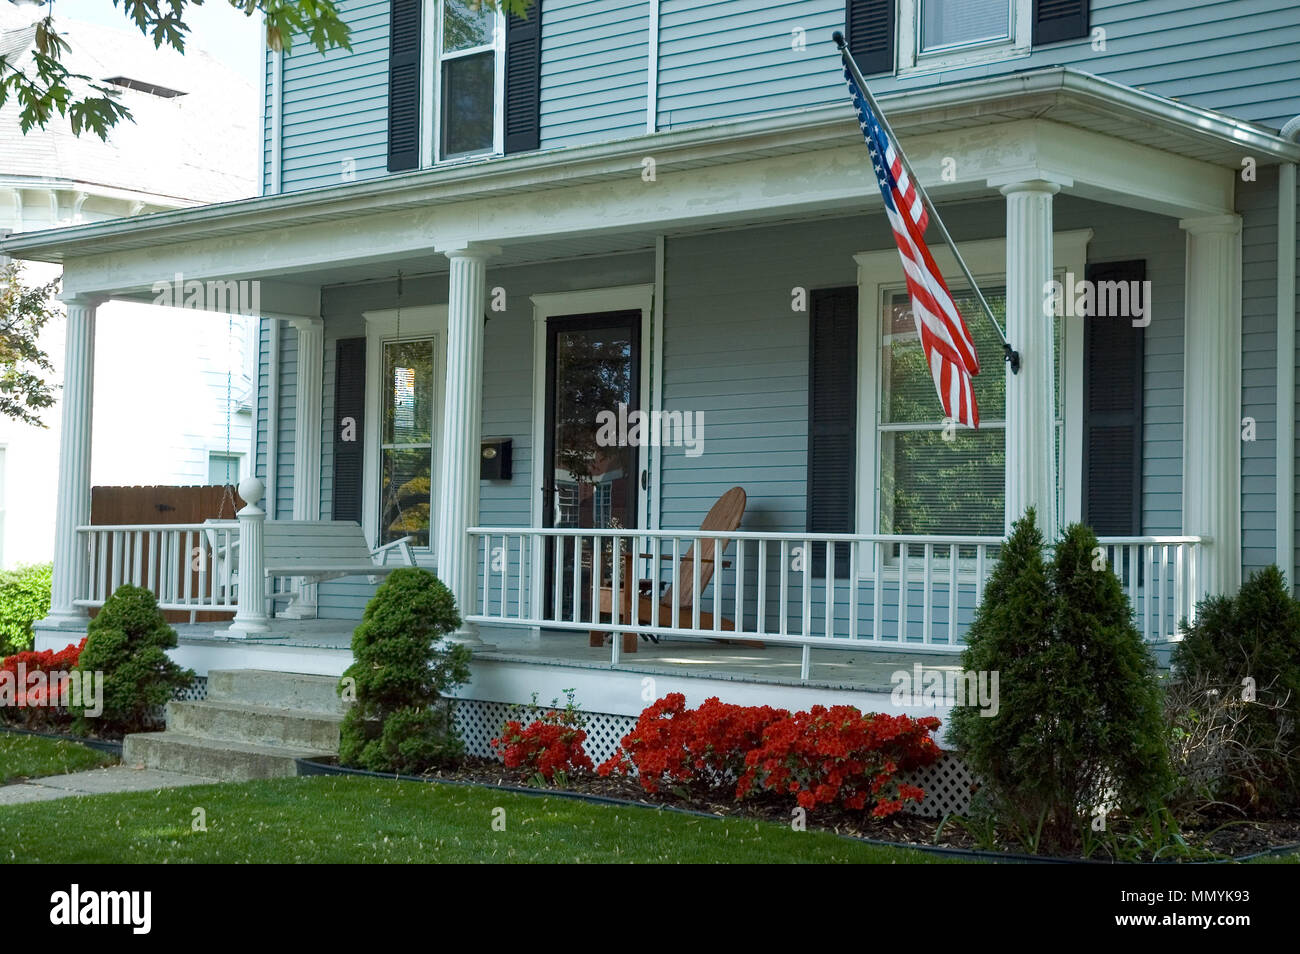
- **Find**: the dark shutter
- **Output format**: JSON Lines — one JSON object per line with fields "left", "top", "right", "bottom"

{"left": 504, "top": 1, "right": 542, "bottom": 154}
{"left": 808, "top": 287, "right": 858, "bottom": 578}
{"left": 1033, "top": 0, "right": 1090, "bottom": 45}
{"left": 1082, "top": 260, "right": 1144, "bottom": 535}
{"left": 386, "top": 0, "right": 422, "bottom": 172}
{"left": 333, "top": 338, "right": 366, "bottom": 523}
{"left": 845, "top": 0, "right": 895, "bottom": 75}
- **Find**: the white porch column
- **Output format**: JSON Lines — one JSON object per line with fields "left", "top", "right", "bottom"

{"left": 1001, "top": 179, "right": 1060, "bottom": 539}
{"left": 42, "top": 296, "right": 98, "bottom": 628}
{"left": 281, "top": 316, "right": 324, "bottom": 619}
{"left": 436, "top": 243, "right": 499, "bottom": 648}
{"left": 1181, "top": 213, "right": 1243, "bottom": 597}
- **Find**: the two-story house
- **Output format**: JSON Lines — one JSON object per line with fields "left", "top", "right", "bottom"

{"left": 3, "top": 0, "right": 1298, "bottom": 775}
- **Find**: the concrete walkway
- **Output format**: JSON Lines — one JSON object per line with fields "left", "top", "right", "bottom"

{"left": 0, "top": 765, "right": 220, "bottom": 805}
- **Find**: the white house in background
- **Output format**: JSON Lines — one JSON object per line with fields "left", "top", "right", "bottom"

{"left": 0, "top": 0, "right": 257, "bottom": 568}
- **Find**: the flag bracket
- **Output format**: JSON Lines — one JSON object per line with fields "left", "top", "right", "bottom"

{"left": 1004, "top": 343, "right": 1020, "bottom": 373}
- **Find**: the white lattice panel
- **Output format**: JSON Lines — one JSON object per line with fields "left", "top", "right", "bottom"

{"left": 174, "top": 677, "right": 208, "bottom": 702}
{"left": 904, "top": 752, "right": 976, "bottom": 817}
{"left": 454, "top": 698, "right": 635, "bottom": 765}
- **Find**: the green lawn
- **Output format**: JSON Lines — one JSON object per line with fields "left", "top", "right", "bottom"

{"left": 0, "top": 775, "right": 958, "bottom": 863}
{"left": 0, "top": 732, "right": 117, "bottom": 784}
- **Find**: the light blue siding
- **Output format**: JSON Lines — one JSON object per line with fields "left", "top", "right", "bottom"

{"left": 277, "top": 0, "right": 390, "bottom": 193}
{"left": 540, "top": 0, "right": 651, "bottom": 149}
{"left": 657, "top": 0, "right": 1300, "bottom": 132}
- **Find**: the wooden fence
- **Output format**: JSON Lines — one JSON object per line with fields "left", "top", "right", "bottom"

{"left": 90, "top": 485, "right": 245, "bottom": 623}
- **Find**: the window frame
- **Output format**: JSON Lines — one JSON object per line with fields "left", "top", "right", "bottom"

{"left": 854, "top": 230, "right": 1092, "bottom": 578}
{"left": 361, "top": 305, "right": 449, "bottom": 559}
{"left": 420, "top": 0, "right": 506, "bottom": 167}
{"left": 897, "top": 0, "right": 1032, "bottom": 75}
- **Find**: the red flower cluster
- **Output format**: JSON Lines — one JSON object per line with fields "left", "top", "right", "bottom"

{"left": 738, "top": 706, "right": 941, "bottom": 817}
{"left": 0, "top": 638, "right": 87, "bottom": 713}
{"left": 596, "top": 693, "right": 786, "bottom": 793}
{"left": 492, "top": 711, "right": 594, "bottom": 781}
{"left": 598, "top": 694, "right": 942, "bottom": 817}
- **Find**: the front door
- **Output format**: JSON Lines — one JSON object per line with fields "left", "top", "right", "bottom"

{"left": 543, "top": 311, "right": 642, "bottom": 620}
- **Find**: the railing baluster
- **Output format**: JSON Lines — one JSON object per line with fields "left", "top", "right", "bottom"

{"left": 1158, "top": 544, "right": 1169, "bottom": 641}
{"left": 132, "top": 531, "right": 143, "bottom": 585}
{"left": 948, "top": 543, "right": 959, "bottom": 646}
{"left": 591, "top": 535, "right": 601, "bottom": 628}
{"left": 899, "top": 542, "right": 910, "bottom": 643}
{"left": 735, "top": 539, "right": 745, "bottom": 635}
{"left": 1174, "top": 542, "right": 1185, "bottom": 637}
{"left": 800, "top": 538, "right": 811, "bottom": 638}
{"left": 1143, "top": 544, "right": 1153, "bottom": 641}
{"left": 872, "top": 541, "right": 883, "bottom": 643}
{"left": 848, "top": 541, "right": 858, "bottom": 641}
{"left": 922, "top": 543, "right": 933, "bottom": 645}
{"left": 712, "top": 535, "right": 722, "bottom": 634}
{"left": 110, "top": 531, "right": 122, "bottom": 596}
{"left": 824, "top": 541, "right": 834, "bottom": 640}
{"left": 691, "top": 535, "right": 702, "bottom": 632}
{"left": 672, "top": 537, "right": 682, "bottom": 631}
{"left": 552, "top": 535, "right": 563, "bottom": 622}
{"left": 778, "top": 541, "right": 789, "bottom": 637}
{"left": 651, "top": 535, "right": 661, "bottom": 631}
{"left": 756, "top": 539, "right": 767, "bottom": 636}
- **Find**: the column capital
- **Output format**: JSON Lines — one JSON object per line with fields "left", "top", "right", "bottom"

{"left": 990, "top": 172, "right": 1071, "bottom": 196}
{"left": 58, "top": 292, "right": 106, "bottom": 310}
{"left": 1178, "top": 213, "right": 1242, "bottom": 236}
{"left": 440, "top": 242, "right": 502, "bottom": 263}
{"left": 281, "top": 314, "right": 324, "bottom": 332}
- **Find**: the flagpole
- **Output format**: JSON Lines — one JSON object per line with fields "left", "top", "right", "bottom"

{"left": 832, "top": 31, "right": 1020, "bottom": 374}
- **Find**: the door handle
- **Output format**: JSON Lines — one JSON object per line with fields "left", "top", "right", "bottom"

{"left": 641, "top": 469, "right": 648, "bottom": 491}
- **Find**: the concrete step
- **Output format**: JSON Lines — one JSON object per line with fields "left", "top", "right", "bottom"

{"left": 205, "top": 669, "right": 347, "bottom": 716}
{"left": 122, "top": 731, "right": 331, "bottom": 782}
{"left": 166, "top": 700, "right": 342, "bottom": 753}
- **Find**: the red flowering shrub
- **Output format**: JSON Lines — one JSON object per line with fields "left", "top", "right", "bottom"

{"left": 599, "top": 694, "right": 942, "bottom": 817}
{"left": 492, "top": 689, "right": 594, "bottom": 782}
{"left": 738, "top": 706, "right": 942, "bottom": 817}
{"left": 0, "top": 638, "right": 87, "bottom": 719}
{"left": 597, "top": 693, "right": 786, "bottom": 793}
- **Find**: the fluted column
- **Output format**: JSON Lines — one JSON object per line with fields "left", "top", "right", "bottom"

{"left": 1181, "top": 213, "right": 1242, "bottom": 597}
{"left": 281, "top": 316, "right": 324, "bottom": 619}
{"left": 1001, "top": 180, "right": 1060, "bottom": 539}
{"left": 42, "top": 295, "right": 99, "bottom": 627}
{"left": 436, "top": 244, "right": 499, "bottom": 647}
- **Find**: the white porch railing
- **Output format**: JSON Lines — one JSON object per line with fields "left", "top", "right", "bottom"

{"left": 467, "top": 527, "right": 1207, "bottom": 672}
{"left": 75, "top": 523, "right": 239, "bottom": 616}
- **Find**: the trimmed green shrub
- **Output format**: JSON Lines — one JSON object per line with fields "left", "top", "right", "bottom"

{"left": 338, "top": 567, "right": 471, "bottom": 773}
{"left": 1171, "top": 566, "right": 1300, "bottom": 813}
{"left": 0, "top": 562, "right": 52, "bottom": 655}
{"left": 70, "top": 585, "right": 194, "bottom": 736}
{"left": 950, "top": 512, "right": 1172, "bottom": 851}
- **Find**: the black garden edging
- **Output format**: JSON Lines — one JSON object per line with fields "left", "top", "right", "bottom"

{"left": 300, "top": 757, "right": 1235, "bottom": 865}
{"left": 0, "top": 723, "right": 124, "bottom": 756}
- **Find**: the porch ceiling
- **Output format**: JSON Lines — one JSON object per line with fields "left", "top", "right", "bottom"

{"left": 3, "top": 66, "right": 1292, "bottom": 301}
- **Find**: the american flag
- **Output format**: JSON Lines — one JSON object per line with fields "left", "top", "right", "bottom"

{"left": 843, "top": 66, "right": 982, "bottom": 428}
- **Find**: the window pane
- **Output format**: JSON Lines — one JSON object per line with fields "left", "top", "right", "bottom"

{"left": 443, "top": 0, "right": 493, "bottom": 52}
{"left": 208, "top": 454, "right": 240, "bottom": 485}
{"left": 921, "top": 0, "right": 1010, "bottom": 51}
{"left": 879, "top": 428, "right": 1005, "bottom": 535}
{"left": 383, "top": 339, "right": 434, "bottom": 445}
{"left": 882, "top": 286, "right": 1007, "bottom": 425}
{"left": 381, "top": 448, "right": 431, "bottom": 547}
{"left": 442, "top": 52, "right": 494, "bottom": 156}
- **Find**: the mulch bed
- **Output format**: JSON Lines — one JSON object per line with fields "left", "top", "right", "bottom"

{"left": 302, "top": 755, "right": 1300, "bottom": 862}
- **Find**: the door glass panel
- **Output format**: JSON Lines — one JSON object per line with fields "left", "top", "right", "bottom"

{"left": 380, "top": 339, "right": 434, "bottom": 547}
{"left": 545, "top": 314, "right": 640, "bottom": 621}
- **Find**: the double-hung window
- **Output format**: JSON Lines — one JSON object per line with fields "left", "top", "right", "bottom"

{"left": 895, "top": 0, "right": 1032, "bottom": 74}
{"left": 433, "top": 0, "right": 503, "bottom": 161}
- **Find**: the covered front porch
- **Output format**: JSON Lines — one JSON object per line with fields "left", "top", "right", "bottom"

{"left": 15, "top": 67, "right": 1286, "bottom": 698}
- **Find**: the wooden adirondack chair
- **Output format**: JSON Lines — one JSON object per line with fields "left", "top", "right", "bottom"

{"left": 591, "top": 487, "right": 761, "bottom": 652}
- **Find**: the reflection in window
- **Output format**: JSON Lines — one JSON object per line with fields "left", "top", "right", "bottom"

{"left": 439, "top": 0, "right": 497, "bottom": 158}
{"left": 920, "top": 0, "right": 1011, "bottom": 52}
{"left": 381, "top": 339, "right": 435, "bottom": 547}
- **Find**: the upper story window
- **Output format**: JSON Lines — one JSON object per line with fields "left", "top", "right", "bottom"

{"left": 899, "top": 0, "right": 1029, "bottom": 73}
{"left": 386, "top": 0, "right": 542, "bottom": 172}
{"left": 435, "top": 0, "right": 502, "bottom": 160}
{"left": 918, "top": 0, "right": 1012, "bottom": 54}
{"left": 845, "top": 0, "right": 1091, "bottom": 78}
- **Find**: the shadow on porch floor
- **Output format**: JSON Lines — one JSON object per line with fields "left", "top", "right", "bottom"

{"left": 171, "top": 620, "right": 963, "bottom": 692}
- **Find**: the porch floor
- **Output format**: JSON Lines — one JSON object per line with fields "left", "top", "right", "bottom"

{"left": 168, "top": 619, "right": 960, "bottom": 692}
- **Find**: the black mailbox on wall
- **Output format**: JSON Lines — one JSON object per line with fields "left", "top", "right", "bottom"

{"left": 481, "top": 438, "right": 513, "bottom": 480}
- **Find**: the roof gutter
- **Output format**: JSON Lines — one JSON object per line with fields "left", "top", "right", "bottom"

{"left": 1277, "top": 115, "right": 1300, "bottom": 584}
{"left": 2, "top": 67, "right": 1297, "bottom": 264}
